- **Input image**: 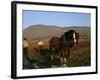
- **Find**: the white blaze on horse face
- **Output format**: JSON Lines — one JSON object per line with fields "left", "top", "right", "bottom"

{"left": 73, "top": 33, "right": 77, "bottom": 43}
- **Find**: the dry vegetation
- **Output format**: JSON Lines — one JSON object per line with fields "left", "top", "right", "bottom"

{"left": 23, "top": 25, "right": 91, "bottom": 69}
{"left": 23, "top": 37, "right": 91, "bottom": 69}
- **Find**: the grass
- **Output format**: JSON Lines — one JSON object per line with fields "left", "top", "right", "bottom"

{"left": 23, "top": 38, "right": 91, "bottom": 69}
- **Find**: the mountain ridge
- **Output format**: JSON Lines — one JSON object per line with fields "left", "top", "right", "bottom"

{"left": 23, "top": 24, "right": 90, "bottom": 40}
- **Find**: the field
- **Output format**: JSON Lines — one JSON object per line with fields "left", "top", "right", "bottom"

{"left": 23, "top": 38, "right": 91, "bottom": 69}
{"left": 23, "top": 25, "right": 91, "bottom": 69}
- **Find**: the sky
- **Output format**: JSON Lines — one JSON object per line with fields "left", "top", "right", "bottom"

{"left": 23, "top": 10, "right": 91, "bottom": 29}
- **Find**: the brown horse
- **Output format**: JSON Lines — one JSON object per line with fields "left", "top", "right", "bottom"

{"left": 49, "top": 37, "right": 62, "bottom": 59}
{"left": 60, "top": 30, "right": 79, "bottom": 65}
{"left": 49, "top": 30, "right": 79, "bottom": 66}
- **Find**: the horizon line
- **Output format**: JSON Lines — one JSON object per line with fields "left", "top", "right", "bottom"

{"left": 23, "top": 24, "right": 90, "bottom": 29}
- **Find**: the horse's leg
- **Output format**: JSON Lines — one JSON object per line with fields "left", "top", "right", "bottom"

{"left": 49, "top": 42, "right": 53, "bottom": 61}
{"left": 66, "top": 49, "right": 70, "bottom": 59}
{"left": 60, "top": 52, "right": 63, "bottom": 65}
{"left": 63, "top": 49, "right": 67, "bottom": 65}
{"left": 51, "top": 51, "right": 53, "bottom": 62}
{"left": 59, "top": 49, "right": 62, "bottom": 65}
{"left": 52, "top": 48, "right": 58, "bottom": 65}
{"left": 60, "top": 57, "right": 63, "bottom": 65}
{"left": 58, "top": 47, "right": 61, "bottom": 59}
{"left": 62, "top": 48, "right": 70, "bottom": 66}
{"left": 59, "top": 47, "right": 67, "bottom": 66}
{"left": 49, "top": 45, "right": 54, "bottom": 66}
{"left": 60, "top": 49, "right": 64, "bottom": 65}
{"left": 61, "top": 48, "right": 66, "bottom": 65}
{"left": 51, "top": 52, "right": 54, "bottom": 67}
{"left": 54, "top": 49, "right": 57, "bottom": 58}
{"left": 56, "top": 48, "right": 59, "bottom": 59}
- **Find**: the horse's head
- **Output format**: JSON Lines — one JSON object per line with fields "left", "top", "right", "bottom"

{"left": 63, "top": 30, "right": 79, "bottom": 47}
{"left": 73, "top": 32, "right": 79, "bottom": 47}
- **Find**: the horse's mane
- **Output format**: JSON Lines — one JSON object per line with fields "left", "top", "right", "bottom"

{"left": 68, "top": 29, "right": 75, "bottom": 32}
{"left": 63, "top": 30, "right": 76, "bottom": 47}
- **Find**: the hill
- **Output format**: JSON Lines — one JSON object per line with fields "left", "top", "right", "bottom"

{"left": 23, "top": 24, "right": 90, "bottom": 40}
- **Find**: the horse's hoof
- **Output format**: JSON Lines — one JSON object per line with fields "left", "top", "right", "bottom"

{"left": 61, "top": 64, "right": 68, "bottom": 67}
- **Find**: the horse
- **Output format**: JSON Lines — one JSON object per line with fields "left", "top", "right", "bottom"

{"left": 49, "top": 30, "right": 79, "bottom": 66}
{"left": 49, "top": 37, "right": 62, "bottom": 60}
{"left": 60, "top": 30, "right": 79, "bottom": 65}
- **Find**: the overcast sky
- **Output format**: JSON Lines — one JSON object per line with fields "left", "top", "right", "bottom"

{"left": 23, "top": 10, "right": 91, "bottom": 29}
